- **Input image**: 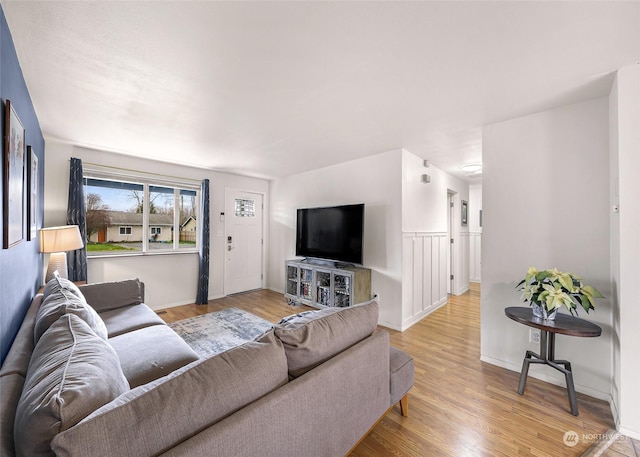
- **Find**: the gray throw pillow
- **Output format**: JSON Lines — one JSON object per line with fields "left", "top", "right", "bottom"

{"left": 274, "top": 300, "right": 379, "bottom": 378}
{"left": 35, "top": 277, "right": 108, "bottom": 344}
{"left": 14, "top": 314, "right": 129, "bottom": 457}
{"left": 42, "top": 274, "right": 84, "bottom": 301}
{"left": 78, "top": 279, "right": 143, "bottom": 312}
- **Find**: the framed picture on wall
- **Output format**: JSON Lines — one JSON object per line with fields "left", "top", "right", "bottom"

{"left": 27, "top": 146, "right": 38, "bottom": 240}
{"left": 461, "top": 200, "right": 468, "bottom": 226}
{"left": 3, "top": 100, "right": 25, "bottom": 249}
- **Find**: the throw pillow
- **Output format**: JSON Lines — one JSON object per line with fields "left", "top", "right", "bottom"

{"left": 34, "top": 276, "right": 108, "bottom": 344}
{"left": 42, "top": 274, "right": 84, "bottom": 301}
{"left": 14, "top": 314, "right": 129, "bottom": 457}
{"left": 278, "top": 309, "right": 317, "bottom": 324}
{"left": 274, "top": 300, "right": 379, "bottom": 378}
{"left": 78, "top": 278, "right": 143, "bottom": 312}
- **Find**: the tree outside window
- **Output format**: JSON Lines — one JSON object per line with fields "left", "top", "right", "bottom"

{"left": 83, "top": 177, "right": 198, "bottom": 255}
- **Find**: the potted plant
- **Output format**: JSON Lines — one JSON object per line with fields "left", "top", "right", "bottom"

{"left": 516, "top": 267, "right": 604, "bottom": 320}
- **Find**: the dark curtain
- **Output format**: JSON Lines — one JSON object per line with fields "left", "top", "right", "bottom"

{"left": 66, "top": 157, "right": 87, "bottom": 281}
{"left": 195, "top": 179, "right": 210, "bottom": 304}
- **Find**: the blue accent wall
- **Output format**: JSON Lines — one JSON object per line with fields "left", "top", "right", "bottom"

{"left": 0, "top": 6, "right": 45, "bottom": 364}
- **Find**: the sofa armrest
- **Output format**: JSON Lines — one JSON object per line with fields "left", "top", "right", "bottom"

{"left": 78, "top": 279, "right": 144, "bottom": 312}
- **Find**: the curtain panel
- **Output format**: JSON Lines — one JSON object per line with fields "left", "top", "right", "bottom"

{"left": 196, "top": 179, "right": 210, "bottom": 304}
{"left": 66, "top": 157, "right": 88, "bottom": 281}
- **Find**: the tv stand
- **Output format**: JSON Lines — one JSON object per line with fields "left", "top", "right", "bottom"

{"left": 301, "top": 258, "right": 355, "bottom": 269}
{"left": 285, "top": 259, "right": 371, "bottom": 308}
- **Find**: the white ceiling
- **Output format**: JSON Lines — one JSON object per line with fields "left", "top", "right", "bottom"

{"left": 2, "top": 1, "right": 639, "bottom": 181}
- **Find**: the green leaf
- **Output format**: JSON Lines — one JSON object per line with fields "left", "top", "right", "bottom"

{"left": 580, "top": 293, "right": 595, "bottom": 311}
{"left": 537, "top": 271, "right": 552, "bottom": 281}
{"left": 582, "top": 285, "right": 604, "bottom": 298}
{"left": 558, "top": 274, "right": 573, "bottom": 291}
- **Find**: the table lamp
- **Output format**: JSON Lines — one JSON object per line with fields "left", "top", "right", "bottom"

{"left": 40, "top": 225, "right": 84, "bottom": 283}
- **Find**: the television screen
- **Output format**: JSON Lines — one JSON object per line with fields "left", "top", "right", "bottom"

{"left": 295, "top": 203, "right": 364, "bottom": 265}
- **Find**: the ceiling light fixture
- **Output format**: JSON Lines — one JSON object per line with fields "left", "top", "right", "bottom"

{"left": 460, "top": 163, "right": 482, "bottom": 173}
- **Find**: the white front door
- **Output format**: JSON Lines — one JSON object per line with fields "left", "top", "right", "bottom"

{"left": 224, "top": 190, "right": 263, "bottom": 295}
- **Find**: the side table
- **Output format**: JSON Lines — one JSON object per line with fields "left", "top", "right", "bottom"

{"left": 504, "top": 306, "right": 601, "bottom": 416}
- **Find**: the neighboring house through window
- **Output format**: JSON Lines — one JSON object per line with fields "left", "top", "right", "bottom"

{"left": 83, "top": 165, "right": 199, "bottom": 256}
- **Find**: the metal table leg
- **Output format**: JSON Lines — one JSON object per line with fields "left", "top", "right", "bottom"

{"left": 516, "top": 330, "right": 579, "bottom": 416}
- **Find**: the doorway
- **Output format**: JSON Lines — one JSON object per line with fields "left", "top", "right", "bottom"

{"left": 447, "top": 190, "right": 455, "bottom": 294}
{"left": 224, "top": 189, "right": 264, "bottom": 295}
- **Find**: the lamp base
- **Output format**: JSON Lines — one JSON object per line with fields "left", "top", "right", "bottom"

{"left": 45, "top": 252, "right": 68, "bottom": 283}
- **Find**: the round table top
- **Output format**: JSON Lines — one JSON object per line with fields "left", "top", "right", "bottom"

{"left": 504, "top": 306, "right": 602, "bottom": 337}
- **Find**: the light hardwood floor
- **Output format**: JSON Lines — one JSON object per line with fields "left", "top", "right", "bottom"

{"left": 159, "top": 284, "right": 620, "bottom": 456}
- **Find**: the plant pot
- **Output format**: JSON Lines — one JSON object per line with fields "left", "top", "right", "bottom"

{"left": 531, "top": 302, "right": 557, "bottom": 320}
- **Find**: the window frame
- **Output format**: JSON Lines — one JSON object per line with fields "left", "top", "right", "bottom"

{"left": 119, "top": 226, "right": 132, "bottom": 235}
{"left": 83, "top": 165, "right": 201, "bottom": 258}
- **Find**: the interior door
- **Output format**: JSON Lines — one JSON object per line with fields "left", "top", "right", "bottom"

{"left": 224, "top": 190, "right": 263, "bottom": 295}
{"left": 447, "top": 191, "right": 454, "bottom": 294}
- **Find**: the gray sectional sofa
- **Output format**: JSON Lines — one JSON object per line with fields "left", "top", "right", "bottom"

{"left": 1, "top": 277, "right": 414, "bottom": 457}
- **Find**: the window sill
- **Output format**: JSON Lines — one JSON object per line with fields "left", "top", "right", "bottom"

{"left": 87, "top": 249, "right": 199, "bottom": 260}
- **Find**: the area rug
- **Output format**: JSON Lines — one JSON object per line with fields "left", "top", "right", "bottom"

{"left": 168, "top": 308, "right": 274, "bottom": 358}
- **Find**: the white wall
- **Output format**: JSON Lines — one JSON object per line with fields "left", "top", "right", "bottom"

{"left": 469, "top": 183, "right": 482, "bottom": 282}
{"left": 44, "top": 140, "right": 269, "bottom": 309}
{"left": 268, "top": 149, "right": 403, "bottom": 328}
{"left": 610, "top": 64, "right": 640, "bottom": 439}
{"left": 481, "top": 97, "right": 612, "bottom": 400}
{"left": 400, "top": 150, "right": 470, "bottom": 327}
{"left": 268, "top": 148, "right": 470, "bottom": 330}
{"left": 609, "top": 67, "right": 621, "bottom": 434}
{"left": 468, "top": 183, "right": 482, "bottom": 233}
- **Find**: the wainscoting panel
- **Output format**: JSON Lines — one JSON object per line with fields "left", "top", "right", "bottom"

{"left": 422, "top": 238, "right": 433, "bottom": 317}
{"left": 457, "top": 232, "right": 471, "bottom": 294}
{"left": 469, "top": 232, "right": 482, "bottom": 283}
{"left": 412, "top": 236, "right": 424, "bottom": 317}
{"left": 438, "top": 235, "right": 448, "bottom": 301}
{"left": 402, "top": 232, "right": 448, "bottom": 329}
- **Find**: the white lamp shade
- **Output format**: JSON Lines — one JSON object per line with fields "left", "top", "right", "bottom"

{"left": 40, "top": 225, "right": 84, "bottom": 253}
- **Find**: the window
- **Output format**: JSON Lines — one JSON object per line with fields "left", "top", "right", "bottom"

{"left": 83, "top": 169, "right": 199, "bottom": 256}
{"left": 235, "top": 198, "right": 255, "bottom": 217}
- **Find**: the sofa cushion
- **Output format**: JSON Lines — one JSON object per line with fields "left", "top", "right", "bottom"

{"left": 78, "top": 279, "right": 143, "bottom": 312}
{"left": 389, "top": 346, "right": 414, "bottom": 404}
{"left": 51, "top": 331, "right": 289, "bottom": 457}
{"left": 274, "top": 300, "right": 379, "bottom": 378}
{"left": 108, "top": 325, "right": 199, "bottom": 388}
{"left": 14, "top": 314, "right": 129, "bottom": 457}
{"left": 34, "top": 277, "right": 108, "bottom": 344}
{"left": 98, "top": 303, "right": 166, "bottom": 337}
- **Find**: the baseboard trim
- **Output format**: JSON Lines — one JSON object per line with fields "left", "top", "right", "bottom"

{"left": 618, "top": 426, "right": 640, "bottom": 441}
{"left": 479, "top": 355, "right": 611, "bottom": 402}
{"left": 150, "top": 294, "right": 226, "bottom": 311}
{"left": 455, "top": 285, "right": 470, "bottom": 295}
{"left": 395, "top": 298, "right": 448, "bottom": 332}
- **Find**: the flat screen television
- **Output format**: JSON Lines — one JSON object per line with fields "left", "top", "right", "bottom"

{"left": 295, "top": 203, "right": 364, "bottom": 265}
